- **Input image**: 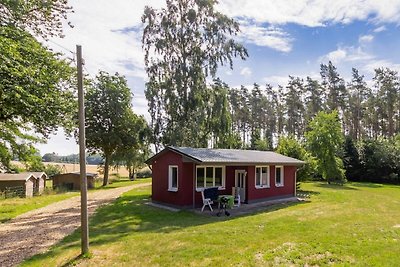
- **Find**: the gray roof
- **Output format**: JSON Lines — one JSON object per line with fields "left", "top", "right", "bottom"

{"left": 147, "top": 146, "right": 305, "bottom": 166}
{"left": 0, "top": 173, "right": 36, "bottom": 181}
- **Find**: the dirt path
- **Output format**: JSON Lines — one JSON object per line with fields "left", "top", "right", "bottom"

{"left": 0, "top": 183, "right": 150, "bottom": 267}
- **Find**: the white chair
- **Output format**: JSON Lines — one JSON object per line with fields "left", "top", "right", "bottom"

{"left": 201, "top": 189, "right": 213, "bottom": 212}
{"left": 232, "top": 187, "right": 241, "bottom": 207}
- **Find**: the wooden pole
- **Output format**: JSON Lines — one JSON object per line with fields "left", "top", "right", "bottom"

{"left": 77, "top": 45, "right": 89, "bottom": 254}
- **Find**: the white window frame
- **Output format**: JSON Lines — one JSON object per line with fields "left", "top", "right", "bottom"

{"left": 168, "top": 165, "right": 178, "bottom": 192}
{"left": 255, "top": 166, "right": 270, "bottom": 189}
{"left": 275, "top": 165, "right": 284, "bottom": 187}
{"left": 195, "top": 166, "right": 225, "bottom": 190}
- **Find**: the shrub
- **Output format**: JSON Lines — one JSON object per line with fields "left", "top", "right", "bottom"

{"left": 136, "top": 168, "right": 152, "bottom": 178}
{"left": 45, "top": 164, "right": 63, "bottom": 177}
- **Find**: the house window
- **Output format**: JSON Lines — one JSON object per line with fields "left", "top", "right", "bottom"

{"left": 196, "top": 166, "right": 225, "bottom": 189}
{"left": 168, "top": 165, "right": 178, "bottom": 191}
{"left": 255, "top": 166, "right": 269, "bottom": 188}
{"left": 275, "top": 166, "right": 284, "bottom": 187}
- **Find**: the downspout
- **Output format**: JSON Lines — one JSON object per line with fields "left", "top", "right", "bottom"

{"left": 294, "top": 168, "right": 297, "bottom": 197}
{"left": 192, "top": 163, "right": 196, "bottom": 209}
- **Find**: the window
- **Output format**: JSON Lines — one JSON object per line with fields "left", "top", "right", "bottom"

{"left": 196, "top": 166, "right": 225, "bottom": 189}
{"left": 275, "top": 166, "right": 284, "bottom": 187}
{"left": 255, "top": 166, "right": 269, "bottom": 188}
{"left": 168, "top": 165, "right": 178, "bottom": 191}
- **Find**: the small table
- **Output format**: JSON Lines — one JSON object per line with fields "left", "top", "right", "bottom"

{"left": 217, "top": 195, "right": 234, "bottom": 209}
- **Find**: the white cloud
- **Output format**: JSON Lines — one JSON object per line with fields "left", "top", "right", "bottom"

{"left": 373, "top": 25, "right": 387, "bottom": 32}
{"left": 359, "top": 34, "right": 374, "bottom": 43}
{"left": 362, "top": 59, "right": 400, "bottom": 74}
{"left": 218, "top": 0, "right": 400, "bottom": 26}
{"left": 240, "top": 67, "right": 252, "bottom": 77}
{"left": 46, "top": 0, "right": 166, "bottom": 81}
{"left": 238, "top": 22, "right": 293, "bottom": 52}
{"left": 321, "top": 48, "right": 348, "bottom": 64}
{"left": 262, "top": 75, "right": 289, "bottom": 86}
{"left": 319, "top": 45, "right": 374, "bottom": 65}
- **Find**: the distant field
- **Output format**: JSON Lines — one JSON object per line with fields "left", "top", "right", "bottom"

{"left": 12, "top": 161, "right": 130, "bottom": 177}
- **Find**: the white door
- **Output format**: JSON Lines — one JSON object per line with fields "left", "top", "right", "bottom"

{"left": 235, "top": 170, "right": 247, "bottom": 202}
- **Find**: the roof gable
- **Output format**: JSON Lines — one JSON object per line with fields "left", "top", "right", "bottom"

{"left": 0, "top": 173, "right": 36, "bottom": 181}
{"left": 146, "top": 146, "right": 305, "bottom": 166}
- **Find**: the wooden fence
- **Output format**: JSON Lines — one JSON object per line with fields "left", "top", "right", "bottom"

{"left": 1, "top": 186, "right": 25, "bottom": 199}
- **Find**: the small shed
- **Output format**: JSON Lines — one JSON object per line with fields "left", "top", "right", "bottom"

{"left": 31, "top": 172, "right": 48, "bottom": 195}
{"left": 0, "top": 173, "right": 37, "bottom": 197}
{"left": 52, "top": 172, "right": 97, "bottom": 190}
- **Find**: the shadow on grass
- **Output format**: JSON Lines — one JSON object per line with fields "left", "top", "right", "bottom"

{"left": 92, "top": 178, "right": 151, "bottom": 191}
{"left": 316, "top": 183, "right": 359, "bottom": 191}
{"left": 24, "top": 187, "right": 306, "bottom": 266}
{"left": 350, "top": 182, "right": 383, "bottom": 188}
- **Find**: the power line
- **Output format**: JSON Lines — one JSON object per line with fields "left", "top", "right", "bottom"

{"left": 47, "top": 39, "right": 75, "bottom": 55}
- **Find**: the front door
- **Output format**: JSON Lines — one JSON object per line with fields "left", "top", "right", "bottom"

{"left": 235, "top": 170, "right": 247, "bottom": 202}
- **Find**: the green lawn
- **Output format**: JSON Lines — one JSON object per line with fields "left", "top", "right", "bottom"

{"left": 23, "top": 182, "right": 400, "bottom": 266}
{"left": 0, "top": 177, "right": 151, "bottom": 223}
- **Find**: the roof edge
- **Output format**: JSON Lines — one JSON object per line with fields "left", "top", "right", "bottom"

{"left": 145, "top": 146, "right": 203, "bottom": 165}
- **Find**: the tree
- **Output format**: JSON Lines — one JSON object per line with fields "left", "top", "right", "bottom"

{"left": 347, "top": 68, "right": 370, "bottom": 139}
{"left": 304, "top": 77, "right": 324, "bottom": 123}
{"left": 284, "top": 76, "right": 305, "bottom": 137}
{"left": 0, "top": 0, "right": 73, "bottom": 38}
{"left": 342, "top": 136, "right": 362, "bottom": 181}
{"left": 42, "top": 152, "right": 59, "bottom": 162}
{"left": 0, "top": 1, "right": 74, "bottom": 170}
{"left": 142, "top": 0, "right": 248, "bottom": 149}
{"left": 320, "top": 61, "right": 347, "bottom": 112}
{"left": 111, "top": 116, "right": 150, "bottom": 180}
{"left": 373, "top": 68, "right": 399, "bottom": 137}
{"left": 85, "top": 71, "right": 148, "bottom": 186}
{"left": 0, "top": 26, "right": 75, "bottom": 170}
{"left": 305, "top": 111, "right": 346, "bottom": 183}
{"left": 208, "top": 79, "right": 239, "bottom": 148}
{"left": 276, "top": 135, "right": 316, "bottom": 181}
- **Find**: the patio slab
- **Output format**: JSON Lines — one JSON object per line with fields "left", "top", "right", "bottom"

{"left": 194, "top": 196, "right": 302, "bottom": 217}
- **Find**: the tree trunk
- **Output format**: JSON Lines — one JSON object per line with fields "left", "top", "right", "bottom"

{"left": 129, "top": 168, "right": 135, "bottom": 181}
{"left": 103, "top": 153, "right": 110, "bottom": 186}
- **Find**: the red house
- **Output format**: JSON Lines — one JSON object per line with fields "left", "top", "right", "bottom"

{"left": 146, "top": 146, "right": 305, "bottom": 208}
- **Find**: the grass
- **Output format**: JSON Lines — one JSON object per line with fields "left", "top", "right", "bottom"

{"left": 0, "top": 190, "right": 78, "bottom": 223}
{"left": 22, "top": 182, "right": 400, "bottom": 266}
{"left": 0, "top": 177, "right": 151, "bottom": 223}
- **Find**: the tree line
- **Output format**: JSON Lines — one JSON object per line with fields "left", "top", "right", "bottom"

{"left": 142, "top": 0, "right": 400, "bottom": 184}
{"left": 226, "top": 62, "right": 400, "bottom": 149}
{"left": 42, "top": 152, "right": 104, "bottom": 165}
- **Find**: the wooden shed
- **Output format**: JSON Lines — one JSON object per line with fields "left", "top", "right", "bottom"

{"left": 31, "top": 172, "right": 48, "bottom": 195}
{"left": 52, "top": 172, "right": 97, "bottom": 190}
{"left": 0, "top": 173, "right": 37, "bottom": 197}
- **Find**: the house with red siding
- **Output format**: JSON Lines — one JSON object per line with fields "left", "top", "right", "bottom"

{"left": 146, "top": 146, "right": 305, "bottom": 208}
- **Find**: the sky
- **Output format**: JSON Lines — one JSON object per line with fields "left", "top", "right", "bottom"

{"left": 36, "top": 0, "right": 400, "bottom": 156}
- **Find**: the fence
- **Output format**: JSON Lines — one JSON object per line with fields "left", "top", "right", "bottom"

{"left": 2, "top": 186, "right": 25, "bottom": 199}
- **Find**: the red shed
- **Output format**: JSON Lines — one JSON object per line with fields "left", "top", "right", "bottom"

{"left": 146, "top": 146, "right": 305, "bottom": 208}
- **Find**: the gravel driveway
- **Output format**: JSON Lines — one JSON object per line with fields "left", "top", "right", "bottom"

{"left": 0, "top": 183, "right": 150, "bottom": 267}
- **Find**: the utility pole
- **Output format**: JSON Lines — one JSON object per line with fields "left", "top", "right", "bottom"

{"left": 77, "top": 45, "right": 89, "bottom": 254}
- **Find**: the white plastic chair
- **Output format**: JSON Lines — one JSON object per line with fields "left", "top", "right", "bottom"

{"left": 232, "top": 187, "right": 241, "bottom": 207}
{"left": 201, "top": 189, "right": 213, "bottom": 212}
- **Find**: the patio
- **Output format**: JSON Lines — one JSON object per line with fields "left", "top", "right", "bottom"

{"left": 194, "top": 196, "right": 302, "bottom": 217}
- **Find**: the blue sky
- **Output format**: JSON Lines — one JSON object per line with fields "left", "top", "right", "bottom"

{"left": 36, "top": 0, "right": 400, "bottom": 155}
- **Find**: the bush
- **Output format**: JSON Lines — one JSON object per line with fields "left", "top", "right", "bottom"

{"left": 45, "top": 164, "right": 63, "bottom": 177}
{"left": 276, "top": 135, "right": 318, "bottom": 181}
{"left": 136, "top": 168, "right": 152, "bottom": 178}
{"left": 343, "top": 136, "right": 400, "bottom": 184}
